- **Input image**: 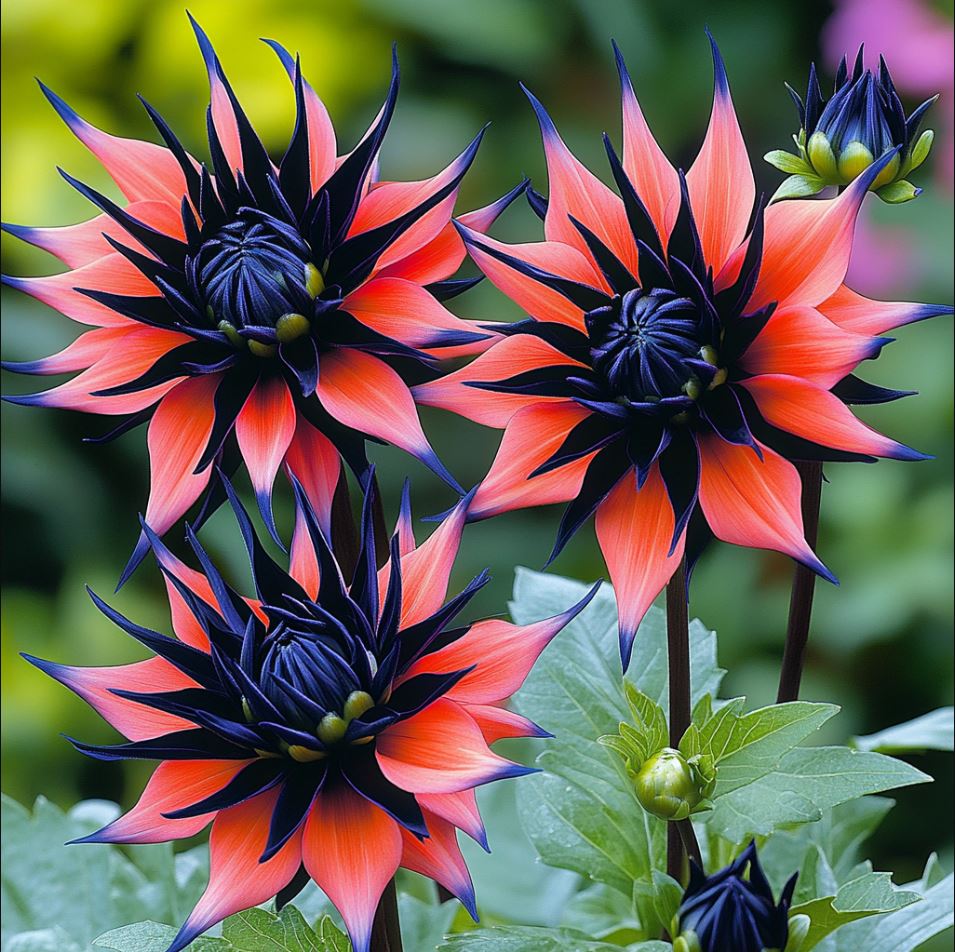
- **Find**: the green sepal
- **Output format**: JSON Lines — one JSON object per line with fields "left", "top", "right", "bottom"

{"left": 903, "top": 128, "right": 934, "bottom": 174}
{"left": 764, "top": 150, "right": 814, "bottom": 175}
{"left": 876, "top": 180, "right": 921, "bottom": 204}
{"left": 770, "top": 174, "right": 827, "bottom": 202}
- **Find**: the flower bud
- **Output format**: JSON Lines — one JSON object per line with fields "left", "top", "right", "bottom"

{"left": 676, "top": 842, "right": 797, "bottom": 952}
{"left": 767, "top": 49, "right": 937, "bottom": 202}
{"left": 634, "top": 747, "right": 703, "bottom": 820}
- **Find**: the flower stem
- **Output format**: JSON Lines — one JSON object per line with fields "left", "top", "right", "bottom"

{"left": 331, "top": 470, "right": 359, "bottom": 577}
{"left": 666, "top": 558, "right": 691, "bottom": 882}
{"left": 776, "top": 460, "right": 824, "bottom": 703}
{"left": 370, "top": 878, "right": 403, "bottom": 952}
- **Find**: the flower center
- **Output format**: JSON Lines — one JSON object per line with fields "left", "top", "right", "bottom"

{"left": 587, "top": 288, "right": 704, "bottom": 401}
{"left": 196, "top": 211, "right": 319, "bottom": 337}
{"left": 258, "top": 608, "right": 367, "bottom": 734}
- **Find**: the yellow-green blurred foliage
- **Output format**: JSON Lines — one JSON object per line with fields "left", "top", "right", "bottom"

{"left": 2, "top": 0, "right": 952, "bottom": 882}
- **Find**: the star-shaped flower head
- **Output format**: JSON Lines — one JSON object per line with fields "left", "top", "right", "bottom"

{"left": 415, "top": 35, "right": 949, "bottom": 667}
{"left": 3, "top": 15, "right": 522, "bottom": 580}
{"left": 26, "top": 477, "right": 597, "bottom": 952}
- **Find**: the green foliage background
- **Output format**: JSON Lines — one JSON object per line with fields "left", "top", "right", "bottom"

{"left": 1, "top": 0, "right": 952, "bottom": 893}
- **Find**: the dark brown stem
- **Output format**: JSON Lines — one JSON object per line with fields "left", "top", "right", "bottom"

{"left": 370, "top": 878, "right": 402, "bottom": 952}
{"left": 776, "top": 460, "right": 824, "bottom": 703}
{"left": 435, "top": 884, "right": 455, "bottom": 903}
{"left": 330, "top": 470, "right": 359, "bottom": 578}
{"left": 666, "top": 559, "right": 691, "bottom": 882}
{"left": 370, "top": 471, "right": 389, "bottom": 566}
{"left": 677, "top": 818, "right": 702, "bottom": 869}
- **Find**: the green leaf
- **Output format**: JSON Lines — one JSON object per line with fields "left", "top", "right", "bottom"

{"left": 460, "top": 776, "right": 581, "bottom": 924}
{"left": 94, "top": 911, "right": 349, "bottom": 952}
{"left": 397, "top": 895, "right": 459, "bottom": 952}
{"left": 760, "top": 796, "right": 895, "bottom": 894}
{"left": 791, "top": 871, "right": 921, "bottom": 951}
{"left": 222, "top": 906, "right": 333, "bottom": 950}
{"left": 852, "top": 708, "right": 953, "bottom": 753}
{"left": 707, "top": 746, "right": 930, "bottom": 843}
{"left": 822, "top": 871, "right": 953, "bottom": 952}
{"left": 706, "top": 701, "right": 839, "bottom": 796}
{"left": 1, "top": 795, "right": 206, "bottom": 950}
{"left": 770, "top": 173, "right": 826, "bottom": 201}
{"left": 561, "top": 884, "right": 641, "bottom": 943}
{"left": 5, "top": 928, "right": 83, "bottom": 952}
{"left": 93, "top": 921, "right": 227, "bottom": 952}
{"left": 438, "top": 925, "right": 668, "bottom": 950}
{"left": 764, "top": 149, "right": 814, "bottom": 174}
{"left": 509, "top": 569, "right": 722, "bottom": 896}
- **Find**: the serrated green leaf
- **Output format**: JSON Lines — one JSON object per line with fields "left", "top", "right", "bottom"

{"left": 93, "top": 921, "right": 227, "bottom": 952}
{"left": 760, "top": 796, "right": 895, "bottom": 895}
{"left": 509, "top": 570, "right": 723, "bottom": 896}
{"left": 770, "top": 173, "right": 826, "bottom": 201}
{"left": 222, "top": 906, "right": 329, "bottom": 951}
{"left": 822, "top": 872, "right": 953, "bottom": 952}
{"left": 709, "top": 702, "right": 839, "bottom": 796}
{"left": 1, "top": 795, "right": 205, "bottom": 951}
{"left": 707, "top": 746, "right": 930, "bottom": 843}
{"left": 764, "top": 149, "right": 814, "bottom": 174}
{"left": 852, "top": 708, "right": 953, "bottom": 754}
{"left": 623, "top": 684, "right": 669, "bottom": 755}
{"left": 791, "top": 871, "right": 921, "bottom": 951}
{"left": 439, "top": 925, "right": 669, "bottom": 950}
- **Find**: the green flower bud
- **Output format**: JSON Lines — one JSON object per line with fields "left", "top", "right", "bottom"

{"left": 634, "top": 747, "right": 704, "bottom": 820}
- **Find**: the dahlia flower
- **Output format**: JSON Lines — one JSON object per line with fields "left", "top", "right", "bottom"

{"left": 3, "top": 16, "right": 517, "bottom": 579}
{"left": 25, "top": 478, "right": 596, "bottom": 952}
{"left": 415, "top": 36, "right": 949, "bottom": 666}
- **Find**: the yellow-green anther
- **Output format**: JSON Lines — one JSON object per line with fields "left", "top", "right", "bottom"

{"left": 807, "top": 131, "right": 839, "bottom": 181}
{"left": 248, "top": 340, "right": 278, "bottom": 358}
{"left": 683, "top": 379, "right": 703, "bottom": 401}
{"left": 288, "top": 744, "right": 327, "bottom": 763}
{"left": 254, "top": 748, "right": 281, "bottom": 759}
{"left": 241, "top": 697, "right": 254, "bottom": 722}
{"left": 699, "top": 345, "right": 719, "bottom": 366}
{"left": 634, "top": 747, "right": 703, "bottom": 820}
{"left": 218, "top": 320, "right": 244, "bottom": 348}
{"left": 305, "top": 262, "right": 325, "bottom": 298}
{"left": 275, "top": 313, "right": 311, "bottom": 343}
{"left": 343, "top": 690, "right": 375, "bottom": 722}
{"left": 708, "top": 367, "right": 728, "bottom": 390}
{"left": 317, "top": 713, "right": 348, "bottom": 744}
{"left": 837, "top": 141, "right": 875, "bottom": 182}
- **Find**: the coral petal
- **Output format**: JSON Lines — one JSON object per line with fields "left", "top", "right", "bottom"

{"left": 143, "top": 375, "right": 221, "bottom": 536}
{"left": 469, "top": 402, "right": 595, "bottom": 520}
{"left": 739, "top": 305, "right": 881, "bottom": 389}
{"left": 413, "top": 333, "right": 585, "bottom": 428}
{"left": 595, "top": 466, "right": 686, "bottom": 667}
{"left": 697, "top": 434, "right": 833, "bottom": 580}
{"left": 302, "top": 785, "right": 402, "bottom": 952}
{"left": 742, "top": 374, "right": 922, "bottom": 460}
{"left": 377, "top": 698, "right": 529, "bottom": 794}
{"left": 173, "top": 787, "right": 303, "bottom": 952}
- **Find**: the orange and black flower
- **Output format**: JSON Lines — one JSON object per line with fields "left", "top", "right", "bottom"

{"left": 2, "top": 16, "right": 519, "bottom": 580}
{"left": 415, "top": 37, "right": 949, "bottom": 666}
{"left": 26, "top": 478, "right": 596, "bottom": 952}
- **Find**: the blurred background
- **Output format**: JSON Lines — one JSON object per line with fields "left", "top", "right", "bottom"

{"left": 2, "top": 0, "right": 952, "bottom": 897}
